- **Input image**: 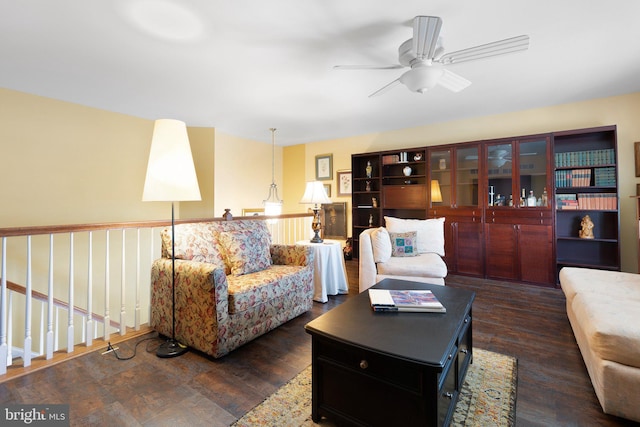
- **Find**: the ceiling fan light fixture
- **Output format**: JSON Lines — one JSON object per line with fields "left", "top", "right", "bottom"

{"left": 400, "top": 63, "right": 444, "bottom": 93}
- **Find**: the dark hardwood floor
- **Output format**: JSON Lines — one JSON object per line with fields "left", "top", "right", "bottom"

{"left": 0, "top": 261, "right": 638, "bottom": 426}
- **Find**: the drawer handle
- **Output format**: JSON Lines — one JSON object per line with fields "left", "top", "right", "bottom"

{"left": 464, "top": 318, "right": 469, "bottom": 323}
{"left": 359, "top": 360, "right": 369, "bottom": 369}
{"left": 445, "top": 392, "right": 454, "bottom": 400}
{"left": 448, "top": 353, "right": 453, "bottom": 360}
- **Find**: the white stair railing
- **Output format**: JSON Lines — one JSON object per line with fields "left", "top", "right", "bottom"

{"left": 0, "top": 213, "right": 313, "bottom": 376}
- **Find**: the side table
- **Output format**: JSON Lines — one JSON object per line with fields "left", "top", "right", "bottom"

{"left": 296, "top": 239, "right": 349, "bottom": 302}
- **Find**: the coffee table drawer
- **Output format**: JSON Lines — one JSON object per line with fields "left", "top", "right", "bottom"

{"left": 316, "top": 336, "right": 425, "bottom": 392}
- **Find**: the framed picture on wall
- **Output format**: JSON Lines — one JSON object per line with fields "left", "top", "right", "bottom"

{"left": 337, "top": 170, "right": 352, "bottom": 196}
{"left": 323, "top": 184, "right": 331, "bottom": 197}
{"left": 321, "top": 202, "right": 347, "bottom": 239}
{"left": 315, "top": 154, "right": 333, "bottom": 180}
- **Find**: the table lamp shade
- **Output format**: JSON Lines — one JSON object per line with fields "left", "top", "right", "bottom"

{"left": 431, "top": 180, "right": 443, "bottom": 203}
{"left": 143, "top": 119, "right": 201, "bottom": 202}
{"left": 300, "top": 181, "right": 331, "bottom": 205}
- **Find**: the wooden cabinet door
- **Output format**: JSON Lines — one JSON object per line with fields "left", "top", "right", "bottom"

{"left": 518, "top": 224, "right": 554, "bottom": 285}
{"left": 455, "top": 220, "right": 484, "bottom": 276}
{"left": 485, "top": 223, "right": 518, "bottom": 280}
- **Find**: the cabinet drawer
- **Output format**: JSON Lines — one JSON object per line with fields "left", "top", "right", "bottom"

{"left": 437, "top": 350, "right": 458, "bottom": 426}
{"left": 383, "top": 184, "right": 427, "bottom": 209}
{"left": 316, "top": 337, "right": 424, "bottom": 392}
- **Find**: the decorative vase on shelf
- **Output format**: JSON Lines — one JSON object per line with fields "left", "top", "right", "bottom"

{"left": 403, "top": 166, "right": 412, "bottom": 176}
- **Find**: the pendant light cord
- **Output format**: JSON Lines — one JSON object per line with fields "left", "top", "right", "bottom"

{"left": 270, "top": 128, "right": 276, "bottom": 185}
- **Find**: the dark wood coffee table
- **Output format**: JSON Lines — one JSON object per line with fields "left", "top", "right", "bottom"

{"left": 304, "top": 278, "right": 475, "bottom": 427}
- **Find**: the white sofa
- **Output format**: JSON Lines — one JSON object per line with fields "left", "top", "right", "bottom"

{"left": 559, "top": 267, "right": 640, "bottom": 422}
{"left": 358, "top": 216, "right": 448, "bottom": 293}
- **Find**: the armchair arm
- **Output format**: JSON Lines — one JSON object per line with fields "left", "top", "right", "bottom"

{"left": 150, "top": 258, "right": 230, "bottom": 355}
{"left": 358, "top": 229, "right": 378, "bottom": 293}
{"left": 270, "top": 244, "right": 314, "bottom": 267}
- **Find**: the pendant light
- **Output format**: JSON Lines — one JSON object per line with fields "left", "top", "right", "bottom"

{"left": 263, "top": 128, "right": 283, "bottom": 216}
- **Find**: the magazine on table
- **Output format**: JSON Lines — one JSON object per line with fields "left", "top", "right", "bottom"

{"left": 368, "top": 289, "right": 446, "bottom": 313}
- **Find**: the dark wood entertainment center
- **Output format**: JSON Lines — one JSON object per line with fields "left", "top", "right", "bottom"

{"left": 351, "top": 125, "right": 620, "bottom": 286}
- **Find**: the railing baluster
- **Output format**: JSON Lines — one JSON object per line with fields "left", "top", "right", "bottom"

{"left": 120, "top": 229, "right": 126, "bottom": 336}
{"left": 135, "top": 228, "right": 141, "bottom": 331}
{"left": 104, "top": 230, "right": 110, "bottom": 341}
{"left": 24, "top": 236, "right": 33, "bottom": 367}
{"left": 86, "top": 231, "right": 94, "bottom": 347}
{"left": 46, "top": 234, "right": 54, "bottom": 359}
{"left": 7, "top": 292, "right": 13, "bottom": 368}
{"left": 1, "top": 237, "right": 8, "bottom": 374}
{"left": 67, "top": 233, "right": 74, "bottom": 353}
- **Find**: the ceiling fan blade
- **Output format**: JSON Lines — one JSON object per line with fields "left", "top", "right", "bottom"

{"left": 412, "top": 16, "right": 442, "bottom": 60}
{"left": 438, "top": 35, "right": 529, "bottom": 65}
{"left": 333, "top": 64, "right": 404, "bottom": 70}
{"left": 368, "top": 79, "right": 401, "bottom": 97}
{"left": 437, "top": 69, "right": 471, "bottom": 92}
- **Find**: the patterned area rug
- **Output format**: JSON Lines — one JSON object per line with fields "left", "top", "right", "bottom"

{"left": 233, "top": 348, "right": 517, "bottom": 426}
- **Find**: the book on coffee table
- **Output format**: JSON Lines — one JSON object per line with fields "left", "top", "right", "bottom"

{"left": 368, "top": 289, "right": 446, "bottom": 313}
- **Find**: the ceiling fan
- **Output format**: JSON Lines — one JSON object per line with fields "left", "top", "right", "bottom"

{"left": 334, "top": 16, "right": 529, "bottom": 97}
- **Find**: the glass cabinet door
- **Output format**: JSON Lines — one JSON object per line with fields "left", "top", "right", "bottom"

{"left": 430, "top": 149, "right": 451, "bottom": 206}
{"left": 487, "top": 143, "right": 513, "bottom": 207}
{"left": 456, "top": 146, "right": 480, "bottom": 207}
{"left": 519, "top": 139, "right": 549, "bottom": 207}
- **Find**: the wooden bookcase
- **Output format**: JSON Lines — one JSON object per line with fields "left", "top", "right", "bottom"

{"left": 553, "top": 125, "right": 620, "bottom": 275}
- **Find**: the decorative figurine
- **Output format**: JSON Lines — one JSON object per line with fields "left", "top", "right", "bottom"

{"left": 365, "top": 161, "right": 372, "bottom": 178}
{"left": 579, "top": 215, "right": 595, "bottom": 239}
{"left": 365, "top": 181, "right": 371, "bottom": 192}
{"left": 372, "top": 197, "right": 378, "bottom": 208}
{"left": 368, "top": 214, "right": 373, "bottom": 227}
{"left": 222, "top": 209, "right": 233, "bottom": 221}
{"left": 413, "top": 153, "right": 423, "bottom": 161}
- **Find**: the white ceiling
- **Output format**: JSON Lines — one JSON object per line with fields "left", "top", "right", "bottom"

{"left": 2, "top": 1, "right": 640, "bottom": 146}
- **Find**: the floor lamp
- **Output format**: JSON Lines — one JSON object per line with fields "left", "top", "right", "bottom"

{"left": 142, "top": 119, "right": 201, "bottom": 358}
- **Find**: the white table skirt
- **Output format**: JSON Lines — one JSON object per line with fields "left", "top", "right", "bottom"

{"left": 296, "top": 239, "right": 349, "bottom": 303}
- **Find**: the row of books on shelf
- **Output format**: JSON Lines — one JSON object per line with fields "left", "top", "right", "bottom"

{"left": 555, "top": 167, "right": 616, "bottom": 188}
{"left": 555, "top": 149, "right": 615, "bottom": 167}
{"left": 556, "top": 193, "right": 617, "bottom": 210}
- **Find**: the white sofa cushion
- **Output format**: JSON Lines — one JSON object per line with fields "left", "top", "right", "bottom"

{"left": 371, "top": 227, "right": 392, "bottom": 263}
{"left": 384, "top": 216, "right": 445, "bottom": 256}
{"left": 572, "top": 292, "right": 640, "bottom": 369}
{"left": 560, "top": 267, "right": 640, "bottom": 305}
{"left": 377, "top": 252, "right": 447, "bottom": 279}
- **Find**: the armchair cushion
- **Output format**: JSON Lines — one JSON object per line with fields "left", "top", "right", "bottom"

{"left": 371, "top": 227, "right": 392, "bottom": 263}
{"left": 160, "top": 222, "right": 226, "bottom": 270}
{"left": 219, "top": 229, "right": 272, "bottom": 275}
{"left": 385, "top": 216, "right": 445, "bottom": 256}
{"left": 390, "top": 231, "right": 418, "bottom": 257}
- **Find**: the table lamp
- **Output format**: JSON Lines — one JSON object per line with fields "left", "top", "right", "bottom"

{"left": 300, "top": 181, "right": 331, "bottom": 243}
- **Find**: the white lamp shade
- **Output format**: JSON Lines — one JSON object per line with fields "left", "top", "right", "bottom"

{"left": 142, "top": 119, "right": 201, "bottom": 202}
{"left": 300, "top": 181, "right": 331, "bottom": 205}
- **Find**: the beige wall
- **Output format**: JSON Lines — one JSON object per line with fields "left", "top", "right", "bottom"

{"left": 212, "top": 130, "right": 283, "bottom": 217}
{"left": 285, "top": 92, "right": 640, "bottom": 273}
{"left": 0, "top": 88, "right": 214, "bottom": 226}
